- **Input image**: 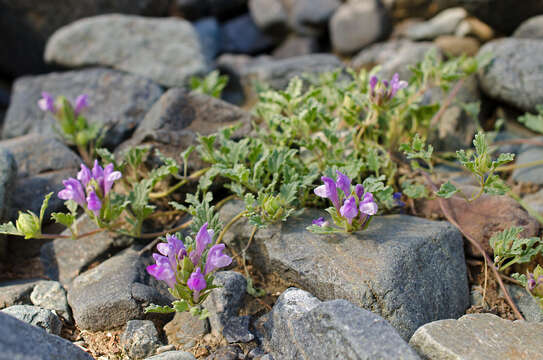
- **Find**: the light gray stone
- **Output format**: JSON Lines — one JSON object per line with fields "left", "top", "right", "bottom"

{"left": 249, "top": 0, "right": 288, "bottom": 34}
{"left": 144, "top": 351, "right": 197, "bottom": 360}
{"left": 513, "top": 137, "right": 543, "bottom": 184}
{"left": 289, "top": 0, "right": 341, "bottom": 36}
{"left": 405, "top": 7, "right": 467, "bottom": 40}
{"left": 514, "top": 15, "right": 543, "bottom": 39}
{"left": 409, "top": 313, "right": 543, "bottom": 360}
{"left": 0, "top": 312, "right": 93, "bottom": 359}
{"left": 30, "top": 280, "right": 71, "bottom": 322}
{"left": 2, "top": 68, "right": 163, "bottom": 147}
{"left": 272, "top": 35, "right": 320, "bottom": 59}
{"left": 121, "top": 320, "right": 163, "bottom": 360}
{"left": 220, "top": 201, "right": 469, "bottom": 340}
{"left": 164, "top": 311, "right": 209, "bottom": 349}
{"left": 478, "top": 38, "right": 543, "bottom": 112}
{"left": 0, "top": 279, "right": 41, "bottom": 309}
{"left": 45, "top": 15, "right": 207, "bottom": 87}
{"left": 522, "top": 189, "right": 543, "bottom": 215}
{"left": 2, "top": 305, "right": 62, "bottom": 335}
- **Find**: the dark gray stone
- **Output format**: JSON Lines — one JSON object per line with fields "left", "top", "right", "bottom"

{"left": 0, "top": 147, "right": 16, "bottom": 260}
{"left": 260, "top": 288, "right": 420, "bottom": 360}
{"left": 220, "top": 14, "right": 278, "bottom": 55}
{"left": 121, "top": 320, "right": 163, "bottom": 360}
{"left": 514, "top": 15, "right": 543, "bottom": 39}
{"left": 0, "top": 279, "right": 41, "bottom": 309}
{"left": 478, "top": 38, "right": 543, "bottom": 113}
{"left": 194, "top": 17, "right": 221, "bottom": 63}
{"left": 2, "top": 68, "right": 163, "bottom": 147}
{"left": 249, "top": 0, "right": 288, "bottom": 34}
{"left": 405, "top": 7, "right": 467, "bottom": 40}
{"left": 220, "top": 201, "right": 469, "bottom": 340}
{"left": 206, "top": 345, "right": 243, "bottom": 360}
{"left": 45, "top": 15, "right": 207, "bottom": 88}
{"left": 222, "top": 315, "right": 254, "bottom": 343}
{"left": 289, "top": 0, "right": 340, "bottom": 36}
{"left": 67, "top": 248, "right": 171, "bottom": 331}
{"left": 164, "top": 311, "right": 209, "bottom": 349}
{"left": 504, "top": 284, "right": 543, "bottom": 322}
{"left": 513, "top": 137, "right": 543, "bottom": 184}
{"left": 30, "top": 280, "right": 71, "bottom": 322}
{"left": 409, "top": 313, "right": 543, "bottom": 360}
{"left": 2, "top": 305, "right": 62, "bottom": 335}
{"left": 145, "top": 351, "right": 197, "bottom": 360}
{"left": 0, "top": 312, "right": 93, "bottom": 359}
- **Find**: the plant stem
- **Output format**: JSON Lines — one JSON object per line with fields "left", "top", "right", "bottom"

{"left": 508, "top": 191, "right": 543, "bottom": 226}
{"left": 37, "top": 228, "right": 106, "bottom": 240}
{"left": 496, "top": 159, "right": 543, "bottom": 172}
{"left": 215, "top": 211, "right": 248, "bottom": 245}
{"left": 149, "top": 167, "right": 210, "bottom": 199}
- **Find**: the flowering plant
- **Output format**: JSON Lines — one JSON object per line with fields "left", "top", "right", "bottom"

{"left": 145, "top": 222, "right": 232, "bottom": 318}
{"left": 307, "top": 171, "right": 378, "bottom": 233}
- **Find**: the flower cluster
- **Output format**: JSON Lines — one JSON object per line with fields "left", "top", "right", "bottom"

{"left": 524, "top": 265, "right": 543, "bottom": 311}
{"left": 38, "top": 92, "right": 89, "bottom": 116}
{"left": 146, "top": 223, "right": 232, "bottom": 315}
{"left": 58, "top": 160, "right": 121, "bottom": 223}
{"left": 369, "top": 73, "right": 408, "bottom": 106}
{"left": 309, "top": 171, "right": 378, "bottom": 233}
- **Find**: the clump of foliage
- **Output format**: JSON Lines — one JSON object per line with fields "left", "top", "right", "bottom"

{"left": 190, "top": 70, "right": 228, "bottom": 98}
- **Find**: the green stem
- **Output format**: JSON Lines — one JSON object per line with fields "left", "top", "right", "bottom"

{"left": 497, "top": 159, "right": 543, "bottom": 172}
{"left": 149, "top": 167, "right": 210, "bottom": 199}
{"left": 215, "top": 210, "right": 248, "bottom": 245}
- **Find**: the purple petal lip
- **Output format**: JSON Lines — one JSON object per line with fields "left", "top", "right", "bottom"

{"left": 58, "top": 178, "right": 86, "bottom": 207}
{"left": 312, "top": 217, "right": 327, "bottom": 227}
{"left": 74, "top": 94, "right": 89, "bottom": 116}
{"left": 340, "top": 196, "right": 358, "bottom": 223}
{"left": 187, "top": 268, "right": 206, "bottom": 292}
{"left": 38, "top": 92, "right": 55, "bottom": 113}
{"left": 336, "top": 171, "right": 351, "bottom": 197}
{"left": 204, "top": 244, "right": 232, "bottom": 275}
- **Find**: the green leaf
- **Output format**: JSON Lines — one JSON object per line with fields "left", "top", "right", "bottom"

{"left": 40, "top": 192, "right": 53, "bottom": 224}
{"left": 401, "top": 180, "right": 429, "bottom": 199}
{"left": 436, "top": 181, "right": 458, "bottom": 198}
{"left": 173, "top": 300, "right": 189, "bottom": 312}
{"left": 144, "top": 304, "right": 175, "bottom": 314}
{"left": 483, "top": 175, "right": 509, "bottom": 196}
{"left": 490, "top": 226, "right": 542, "bottom": 271}
{"left": 518, "top": 105, "right": 543, "bottom": 134}
{"left": 0, "top": 222, "right": 22, "bottom": 236}
{"left": 51, "top": 212, "right": 75, "bottom": 228}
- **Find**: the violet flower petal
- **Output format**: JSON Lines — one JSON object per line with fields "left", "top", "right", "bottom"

{"left": 204, "top": 244, "right": 232, "bottom": 275}
{"left": 38, "top": 92, "right": 55, "bottom": 113}
{"left": 91, "top": 160, "right": 105, "bottom": 193}
{"left": 187, "top": 268, "right": 206, "bottom": 292}
{"left": 190, "top": 222, "right": 213, "bottom": 265}
{"left": 77, "top": 164, "right": 92, "bottom": 187}
{"left": 86, "top": 190, "right": 102, "bottom": 217}
{"left": 312, "top": 217, "right": 328, "bottom": 227}
{"left": 340, "top": 196, "right": 358, "bottom": 224}
{"left": 321, "top": 176, "right": 340, "bottom": 210}
{"left": 147, "top": 254, "right": 176, "bottom": 289}
{"left": 74, "top": 94, "right": 89, "bottom": 116}
{"left": 58, "top": 178, "right": 86, "bottom": 207}
{"left": 359, "top": 192, "right": 378, "bottom": 216}
{"left": 103, "top": 163, "right": 121, "bottom": 195}
{"left": 335, "top": 171, "right": 351, "bottom": 197}
{"left": 355, "top": 184, "right": 364, "bottom": 201}
{"left": 314, "top": 184, "right": 328, "bottom": 198}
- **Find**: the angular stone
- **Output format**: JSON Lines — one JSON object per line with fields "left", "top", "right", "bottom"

{"left": 261, "top": 288, "right": 420, "bottom": 360}
{"left": 30, "top": 280, "right": 71, "bottom": 322}
{"left": 434, "top": 35, "right": 480, "bottom": 57}
{"left": 478, "top": 38, "right": 543, "bottom": 112}
{"left": 2, "top": 68, "right": 163, "bottom": 147}
{"left": 67, "top": 248, "right": 171, "bottom": 331}
{"left": 504, "top": 284, "right": 543, "bottom": 322}
{"left": 220, "top": 14, "right": 278, "bottom": 55}
{"left": 220, "top": 201, "right": 469, "bottom": 340}
{"left": 514, "top": 15, "right": 543, "bottom": 39}
{"left": 0, "top": 312, "right": 92, "bottom": 359}
{"left": 2, "top": 305, "right": 62, "bottom": 335}
{"left": 45, "top": 15, "right": 207, "bottom": 87}
{"left": 249, "top": 0, "right": 288, "bottom": 34}
{"left": 405, "top": 7, "right": 467, "bottom": 40}
{"left": 0, "top": 279, "right": 41, "bottom": 309}
{"left": 145, "top": 351, "right": 197, "bottom": 360}
{"left": 513, "top": 137, "right": 543, "bottom": 184}
{"left": 164, "top": 311, "right": 209, "bottom": 349}
{"left": 121, "top": 320, "right": 162, "bottom": 360}
{"left": 409, "top": 313, "right": 543, "bottom": 360}
{"left": 222, "top": 315, "right": 254, "bottom": 343}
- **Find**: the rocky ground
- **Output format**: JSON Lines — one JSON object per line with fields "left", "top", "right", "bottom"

{"left": 2, "top": 0, "right": 543, "bottom": 359}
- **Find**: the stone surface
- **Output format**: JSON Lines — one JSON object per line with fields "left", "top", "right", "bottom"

{"left": 0, "top": 279, "right": 40, "bottom": 309}
{"left": 0, "top": 134, "right": 81, "bottom": 219}
{"left": 2, "top": 68, "right": 163, "bottom": 147}
{"left": 67, "top": 248, "right": 171, "bottom": 331}
{"left": 249, "top": 0, "right": 288, "bottom": 34}
{"left": 478, "top": 38, "right": 543, "bottom": 113}
{"left": 522, "top": 189, "right": 543, "bottom": 215}
{"left": 121, "top": 320, "right": 163, "bottom": 360}
{"left": 0, "top": 147, "right": 16, "bottom": 260}
{"left": 504, "top": 284, "right": 543, "bottom": 322}
{"left": 220, "top": 201, "right": 469, "bottom": 340}
{"left": 330, "top": 0, "right": 389, "bottom": 54}
{"left": 418, "top": 184, "right": 539, "bottom": 256}
{"left": 220, "top": 14, "right": 278, "bottom": 54}
{"left": 30, "top": 280, "right": 71, "bottom": 322}
{"left": 164, "top": 311, "right": 209, "bottom": 349}
{"left": 259, "top": 288, "right": 420, "bottom": 360}
{"left": 455, "top": 17, "right": 495, "bottom": 42}
{"left": 514, "top": 15, "right": 543, "bottom": 39}
{"left": 513, "top": 138, "right": 543, "bottom": 184}
{"left": 405, "top": 7, "right": 467, "bottom": 40}
{"left": 118, "top": 88, "right": 253, "bottom": 171}
{"left": 2, "top": 305, "right": 62, "bottom": 335}
{"left": 409, "top": 313, "right": 543, "bottom": 360}
{"left": 194, "top": 17, "right": 221, "bottom": 63}
{"left": 45, "top": 15, "right": 207, "bottom": 87}
{"left": 434, "top": 35, "right": 480, "bottom": 57}
{"left": 289, "top": 0, "right": 341, "bottom": 36}
{"left": 272, "top": 35, "right": 320, "bottom": 59}
{"left": 145, "top": 351, "right": 197, "bottom": 360}
{"left": 206, "top": 345, "right": 244, "bottom": 360}
{"left": 41, "top": 216, "right": 130, "bottom": 287}
{"left": 0, "top": 312, "right": 93, "bottom": 359}
{"left": 222, "top": 315, "right": 254, "bottom": 343}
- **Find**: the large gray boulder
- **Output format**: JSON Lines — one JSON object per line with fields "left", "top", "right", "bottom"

{"left": 2, "top": 305, "right": 62, "bottom": 335}
{"left": 478, "top": 38, "right": 543, "bottom": 112}
{"left": 45, "top": 15, "right": 207, "bottom": 87}
{"left": 220, "top": 201, "right": 469, "bottom": 340}
{"left": 0, "top": 312, "right": 93, "bottom": 359}
{"left": 409, "top": 313, "right": 543, "bottom": 360}
{"left": 2, "top": 68, "right": 163, "bottom": 146}
{"left": 514, "top": 15, "right": 543, "bottom": 39}
{"left": 512, "top": 137, "right": 543, "bottom": 184}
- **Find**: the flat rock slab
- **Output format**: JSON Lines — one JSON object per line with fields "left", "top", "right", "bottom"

{"left": 0, "top": 279, "right": 42, "bottom": 309}
{"left": 2, "top": 305, "right": 62, "bottom": 335}
{"left": 478, "top": 38, "right": 543, "bottom": 112}
{"left": 45, "top": 14, "right": 207, "bottom": 88}
{"left": 259, "top": 288, "right": 420, "bottom": 360}
{"left": 0, "top": 312, "right": 92, "bottom": 360}
{"left": 513, "top": 137, "right": 543, "bottom": 184}
{"left": 409, "top": 313, "right": 543, "bottom": 360}
{"left": 220, "top": 201, "right": 469, "bottom": 340}
{"left": 2, "top": 68, "right": 163, "bottom": 147}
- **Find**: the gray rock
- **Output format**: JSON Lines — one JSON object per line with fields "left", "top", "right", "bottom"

{"left": 409, "top": 313, "right": 543, "bottom": 360}
{"left": 504, "top": 284, "right": 543, "bottom": 322}
{"left": 0, "top": 312, "right": 93, "bottom": 359}
{"left": 118, "top": 88, "right": 253, "bottom": 171}
{"left": 0, "top": 134, "right": 81, "bottom": 220}
{"left": 330, "top": 0, "right": 389, "bottom": 54}
{"left": 203, "top": 271, "right": 247, "bottom": 337}
{"left": 272, "top": 35, "right": 320, "bottom": 59}
{"left": 0, "top": 147, "right": 16, "bottom": 260}
{"left": 2, "top": 305, "right": 62, "bottom": 335}
{"left": 223, "top": 315, "right": 254, "bottom": 343}
{"left": 478, "top": 38, "right": 543, "bottom": 113}
{"left": 206, "top": 345, "right": 244, "bottom": 360}
{"left": 261, "top": 288, "right": 420, "bottom": 360}
{"left": 45, "top": 15, "right": 207, "bottom": 88}
{"left": 67, "top": 248, "right": 171, "bottom": 331}
{"left": 522, "top": 189, "right": 543, "bottom": 215}
{"left": 289, "top": 0, "right": 341, "bottom": 36}
{"left": 220, "top": 201, "right": 469, "bottom": 340}
{"left": 121, "top": 320, "right": 163, "bottom": 360}
{"left": 513, "top": 137, "right": 543, "bottom": 184}
{"left": 194, "top": 17, "right": 221, "bottom": 63}
{"left": 0, "top": 279, "right": 41, "bottom": 309}
{"left": 2, "top": 68, "right": 163, "bottom": 147}
{"left": 405, "top": 7, "right": 467, "bottom": 40}
{"left": 164, "top": 311, "right": 209, "bottom": 349}
{"left": 249, "top": 0, "right": 288, "bottom": 34}
{"left": 40, "top": 216, "right": 130, "bottom": 287}
{"left": 145, "top": 351, "right": 197, "bottom": 360}
{"left": 220, "top": 14, "right": 278, "bottom": 55}
{"left": 514, "top": 15, "right": 543, "bottom": 39}
{"left": 30, "top": 280, "right": 71, "bottom": 322}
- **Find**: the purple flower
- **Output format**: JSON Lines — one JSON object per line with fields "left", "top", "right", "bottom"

{"left": 58, "top": 178, "right": 86, "bottom": 207}
{"left": 147, "top": 253, "right": 177, "bottom": 289}
{"left": 388, "top": 73, "right": 408, "bottom": 99}
{"left": 190, "top": 223, "right": 214, "bottom": 265}
{"left": 38, "top": 92, "right": 56, "bottom": 113}
{"left": 204, "top": 244, "right": 232, "bottom": 275}
{"left": 312, "top": 217, "right": 328, "bottom": 227}
{"left": 103, "top": 163, "right": 122, "bottom": 195}
{"left": 315, "top": 176, "right": 340, "bottom": 210}
{"left": 369, "top": 76, "right": 378, "bottom": 96}
{"left": 77, "top": 164, "right": 92, "bottom": 187}
{"left": 157, "top": 234, "right": 187, "bottom": 269}
{"left": 359, "top": 193, "right": 378, "bottom": 216}
{"left": 336, "top": 171, "right": 351, "bottom": 197}
{"left": 369, "top": 74, "right": 408, "bottom": 104}
{"left": 74, "top": 94, "right": 89, "bottom": 116}
{"left": 355, "top": 184, "right": 364, "bottom": 201}
{"left": 528, "top": 274, "right": 537, "bottom": 291}
{"left": 340, "top": 196, "right": 358, "bottom": 224}
{"left": 187, "top": 268, "right": 206, "bottom": 302}
{"left": 86, "top": 190, "right": 102, "bottom": 217}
